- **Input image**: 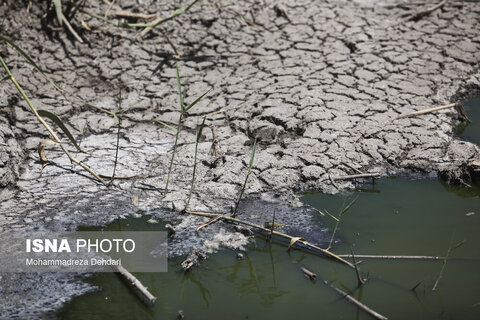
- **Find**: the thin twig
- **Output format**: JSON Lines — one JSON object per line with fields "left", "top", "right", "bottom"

{"left": 202, "top": 103, "right": 244, "bottom": 118}
{"left": 110, "top": 119, "right": 120, "bottom": 183}
{"left": 391, "top": 0, "right": 448, "bottom": 27}
{"left": 411, "top": 280, "right": 423, "bottom": 292}
{"left": 216, "top": 3, "right": 264, "bottom": 28}
{"left": 61, "top": 12, "right": 84, "bottom": 43}
{"left": 343, "top": 162, "right": 363, "bottom": 174}
{"left": 269, "top": 209, "right": 276, "bottom": 241}
{"left": 105, "top": 0, "right": 115, "bottom": 19}
{"left": 455, "top": 102, "right": 471, "bottom": 122}
{"left": 196, "top": 216, "right": 221, "bottom": 231}
{"left": 110, "top": 91, "right": 122, "bottom": 184}
{"left": 85, "top": 0, "right": 199, "bottom": 29}
{"left": 329, "top": 173, "right": 340, "bottom": 190}
{"left": 324, "top": 281, "right": 388, "bottom": 320}
{"left": 395, "top": 102, "right": 457, "bottom": 120}
{"left": 138, "top": 15, "right": 164, "bottom": 38}
{"left": 160, "top": 28, "right": 180, "bottom": 57}
{"left": 99, "top": 174, "right": 151, "bottom": 180}
{"left": 351, "top": 247, "right": 365, "bottom": 285}
{"left": 338, "top": 254, "right": 444, "bottom": 260}
{"left": 333, "top": 173, "right": 379, "bottom": 181}
{"left": 432, "top": 232, "right": 465, "bottom": 291}
{"left": 114, "top": 10, "right": 157, "bottom": 20}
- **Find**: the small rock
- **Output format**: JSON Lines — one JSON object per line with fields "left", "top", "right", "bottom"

{"left": 466, "top": 212, "right": 475, "bottom": 216}
{"left": 236, "top": 253, "right": 244, "bottom": 260}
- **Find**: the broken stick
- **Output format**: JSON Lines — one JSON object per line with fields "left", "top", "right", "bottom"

{"left": 61, "top": 12, "right": 84, "bottom": 43}
{"left": 338, "top": 254, "right": 444, "bottom": 260}
{"left": 139, "top": 16, "right": 164, "bottom": 38}
{"left": 116, "top": 265, "right": 156, "bottom": 304}
{"left": 333, "top": 173, "right": 379, "bottom": 181}
{"left": 328, "top": 173, "right": 341, "bottom": 190}
{"left": 395, "top": 102, "right": 469, "bottom": 121}
{"left": 324, "top": 280, "right": 388, "bottom": 320}
{"left": 301, "top": 267, "right": 317, "bottom": 281}
{"left": 351, "top": 247, "right": 366, "bottom": 285}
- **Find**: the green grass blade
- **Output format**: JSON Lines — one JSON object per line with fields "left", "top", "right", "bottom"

{"left": 232, "top": 138, "right": 257, "bottom": 217}
{"left": 163, "top": 113, "right": 182, "bottom": 196}
{"left": 153, "top": 119, "right": 177, "bottom": 131}
{"left": 186, "top": 116, "right": 206, "bottom": 210}
{"left": 324, "top": 209, "right": 339, "bottom": 222}
{"left": 181, "top": 0, "right": 200, "bottom": 14}
{"left": 196, "top": 116, "right": 206, "bottom": 143}
{"left": 0, "top": 36, "right": 114, "bottom": 116}
{"left": 113, "top": 112, "right": 120, "bottom": 125}
{"left": 176, "top": 63, "right": 184, "bottom": 113}
{"left": 0, "top": 35, "right": 62, "bottom": 92}
{"left": 150, "top": 0, "right": 200, "bottom": 28}
{"left": 248, "top": 138, "right": 257, "bottom": 168}
{"left": 184, "top": 88, "right": 212, "bottom": 113}
{"left": 81, "top": 10, "right": 126, "bottom": 27}
{"left": 340, "top": 196, "right": 358, "bottom": 215}
{"left": 121, "top": 100, "right": 142, "bottom": 114}
{"left": 38, "top": 110, "right": 84, "bottom": 152}
{"left": 0, "top": 35, "right": 45, "bottom": 75}
{"left": 326, "top": 196, "right": 357, "bottom": 251}
{"left": 53, "top": 0, "right": 63, "bottom": 25}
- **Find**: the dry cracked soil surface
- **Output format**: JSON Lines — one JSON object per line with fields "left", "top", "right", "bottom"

{"left": 0, "top": 0, "right": 479, "bottom": 318}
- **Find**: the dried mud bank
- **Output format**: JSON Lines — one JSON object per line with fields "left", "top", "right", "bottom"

{"left": 0, "top": 0, "right": 479, "bottom": 317}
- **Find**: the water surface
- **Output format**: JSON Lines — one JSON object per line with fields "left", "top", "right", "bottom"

{"left": 59, "top": 178, "right": 480, "bottom": 320}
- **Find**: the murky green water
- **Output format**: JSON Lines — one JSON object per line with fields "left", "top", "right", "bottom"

{"left": 59, "top": 178, "right": 480, "bottom": 320}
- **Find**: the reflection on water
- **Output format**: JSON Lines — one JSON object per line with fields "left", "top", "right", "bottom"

{"left": 60, "top": 178, "right": 480, "bottom": 320}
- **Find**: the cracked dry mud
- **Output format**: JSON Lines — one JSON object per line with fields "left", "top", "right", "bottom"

{"left": 0, "top": 0, "right": 479, "bottom": 317}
